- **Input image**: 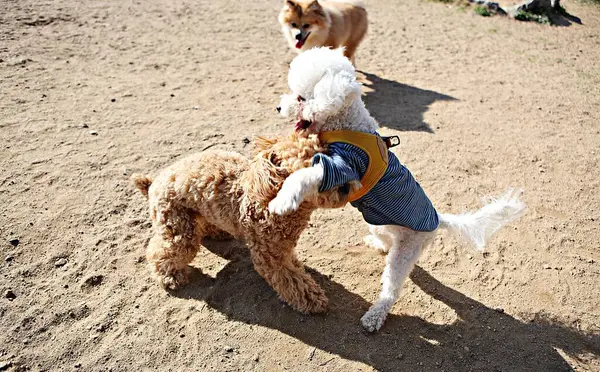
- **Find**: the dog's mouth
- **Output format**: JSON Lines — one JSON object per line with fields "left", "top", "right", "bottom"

{"left": 295, "top": 32, "right": 310, "bottom": 49}
{"left": 295, "top": 119, "right": 312, "bottom": 131}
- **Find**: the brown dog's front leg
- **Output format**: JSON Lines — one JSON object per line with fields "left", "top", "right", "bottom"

{"left": 249, "top": 243, "right": 327, "bottom": 314}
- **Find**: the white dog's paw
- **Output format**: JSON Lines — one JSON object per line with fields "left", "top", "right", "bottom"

{"left": 363, "top": 235, "right": 388, "bottom": 254}
{"left": 268, "top": 191, "right": 300, "bottom": 215}
{"left": 360, "top": 303, "right": 389, "bottom": 332}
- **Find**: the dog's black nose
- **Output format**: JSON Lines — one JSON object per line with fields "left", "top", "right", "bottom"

{"left": 276, "top": 106, "right": 281, "bottom": 113}
{"left": 295, "top": 33, "right": 303, "bottom": 41}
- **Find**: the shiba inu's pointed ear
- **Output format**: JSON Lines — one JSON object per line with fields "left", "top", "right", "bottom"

{"left": 307, "top": 0, "right": 322, "bottom": 10}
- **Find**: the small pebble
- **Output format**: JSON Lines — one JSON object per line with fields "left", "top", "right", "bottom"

{"left": 55, "top": 258, "right": 67, "bottom": 267}
{"left": 81, "top": 123, "right": 89, "bottom": 128}
{"left": 543, "top": 264, "right": 552, "bottom": 270}
{"left": 4, "top": 290, "right": 16, "bottom": 301}
{"left": 0, "top": 361, "right": 13, "bottom": 370}
{"left": 9, "top": 238, "right": 19, "bottom": 247}
{"left": 110, "top": 98, "right": 116, "bottom": 102}
{"left": 74, "top": 363, "right": 81, "bottom": 369}
{"left": 82, "top": 275, "right": 104, "bottom": 288}
{"left": 224, "top": 346, "right": 234, "bottom": 353}
{"left": 253, "top": 354, "right": 259, "bottom": 362}
{"left": 5, "top": 255, "right": 13, "bottom": 262}
{"left": 89, "top": 130, "right": 98, "bottom": 136}
{"left": 495, "top": 308, "right": 505, "bottom": 313}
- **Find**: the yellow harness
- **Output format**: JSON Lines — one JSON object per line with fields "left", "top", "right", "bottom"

{"left": 319, "top": 131, "right": 399, "bottom": 202}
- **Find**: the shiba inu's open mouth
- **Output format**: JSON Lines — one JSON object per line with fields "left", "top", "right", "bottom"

{"left": 295, "top": 32, "right": 310, "bottom": 49}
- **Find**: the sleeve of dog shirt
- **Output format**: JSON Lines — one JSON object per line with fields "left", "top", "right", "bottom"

{"left": 312, "top": 152, "right": 360, "bottom": 193}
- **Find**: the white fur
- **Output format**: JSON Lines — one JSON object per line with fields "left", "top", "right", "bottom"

{"left": 268, "top": 164, "right": 325, "bottom": 215}
{"left": 438, "top": 188, "right": 526, "bottom": 251}
{"left": 272, "top": 47, "right": 527, "bottom": 332}
{"left": 278, "top": 47, "right": 376, "bottom": 133}
{"left": 361, "top": 226, "right": 435, "bottom": 332}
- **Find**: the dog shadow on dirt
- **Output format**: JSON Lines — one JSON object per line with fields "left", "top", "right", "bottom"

{"left": 174, "top": 239, "right": 600, "bottom": 371}
{"left": 359, "top": 71, "right": 457, "bottom": 134}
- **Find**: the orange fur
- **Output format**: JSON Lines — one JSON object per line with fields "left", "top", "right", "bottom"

{"left": 132, "top": 133, "right": 351, "bottom": 313}
{"left": 278, "top": 0, "right": 368, "bottom": 64}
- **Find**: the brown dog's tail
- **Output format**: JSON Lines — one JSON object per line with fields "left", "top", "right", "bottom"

{"left": 131, "top": 173, "right": 152, "bottom": 198}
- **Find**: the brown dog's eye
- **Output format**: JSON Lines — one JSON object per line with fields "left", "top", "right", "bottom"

{"left": 297, "top": 95, "right": 305, "bottom": 102}
{"left": 303, "top": 24, "right": 310, "bottom": 29}
{"left": 291, "top": 22, "right": 297, "bottom": 28}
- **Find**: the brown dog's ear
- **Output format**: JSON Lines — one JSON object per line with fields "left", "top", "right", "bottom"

{"left": 286, "top": 0, "right": 297, "bottom": 7}
{"left": 242, "top": 152, "right": 289, "bottom": 206}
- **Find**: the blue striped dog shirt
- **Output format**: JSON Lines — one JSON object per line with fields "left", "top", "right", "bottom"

{"left": 312, "top": 139, "right": 439, "bottom": 232}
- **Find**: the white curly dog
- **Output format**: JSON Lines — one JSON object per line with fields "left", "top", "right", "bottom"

{"left": 269, "top": 47, "right": 526, "bottom": 332}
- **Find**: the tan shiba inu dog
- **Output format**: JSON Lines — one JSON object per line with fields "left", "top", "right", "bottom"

{"left": 278, "top": 0, "right": 367, "bottom": 64}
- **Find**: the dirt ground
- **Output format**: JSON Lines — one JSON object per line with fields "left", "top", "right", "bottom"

{"left": 1, "top": 0, "right": 600, "bottom": 370}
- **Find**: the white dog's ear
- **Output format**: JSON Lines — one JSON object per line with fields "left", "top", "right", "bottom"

{"left": 309, "top": 69, "right": 361, "bottom": 118}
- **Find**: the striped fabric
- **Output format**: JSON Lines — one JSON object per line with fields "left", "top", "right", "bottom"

{"left": 312, "top": 140, "right": 439, "bottom": 232}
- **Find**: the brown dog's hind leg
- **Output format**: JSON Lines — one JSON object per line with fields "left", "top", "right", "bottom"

{"left": 147, "top": 208, "right": 209, "bottom": 290}
{"left": 249, "top": 241, "right": 328, "bottom": 313}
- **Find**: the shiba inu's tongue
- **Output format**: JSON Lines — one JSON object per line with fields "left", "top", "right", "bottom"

{"left": 295, "top": 32, "right": 310, "bottom": 49}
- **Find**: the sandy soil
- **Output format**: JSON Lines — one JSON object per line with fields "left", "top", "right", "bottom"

{"left": 1, "top": 0, "right": 600, "bottom": 370}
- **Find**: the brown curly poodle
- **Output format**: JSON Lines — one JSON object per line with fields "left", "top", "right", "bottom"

{"left": 132, "top": 133, "right": 357, "bottom": 313}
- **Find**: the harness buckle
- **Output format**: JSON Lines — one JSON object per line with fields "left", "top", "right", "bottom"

{"left": 382, "top": 136, "right": 400, "bottom": 148}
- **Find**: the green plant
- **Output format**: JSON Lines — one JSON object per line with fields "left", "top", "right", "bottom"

{"left": 514, "top": 9, "right": 551, "bottom": 24}
{"left": 474, "top": 5, "right": 492, "bottom": 16}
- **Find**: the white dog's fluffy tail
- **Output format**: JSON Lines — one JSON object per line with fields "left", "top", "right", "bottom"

{"left": 437, "top": 189, "right": 526, "bottom": 251}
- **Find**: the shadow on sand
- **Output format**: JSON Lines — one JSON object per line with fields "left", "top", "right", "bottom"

{"left": 360, "top": 72, "right": 457, "bottom": 133}
{"left": 174, "top": 239, "right": 600, "bottom": 371}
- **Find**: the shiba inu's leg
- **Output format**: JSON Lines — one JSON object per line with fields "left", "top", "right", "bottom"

{"left": 343, "top": 42, "right": 358, "bottom": 65}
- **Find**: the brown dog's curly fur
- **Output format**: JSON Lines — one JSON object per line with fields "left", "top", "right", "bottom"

{"left": 132, "top": 133, "right": 355, "bottom": 313}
